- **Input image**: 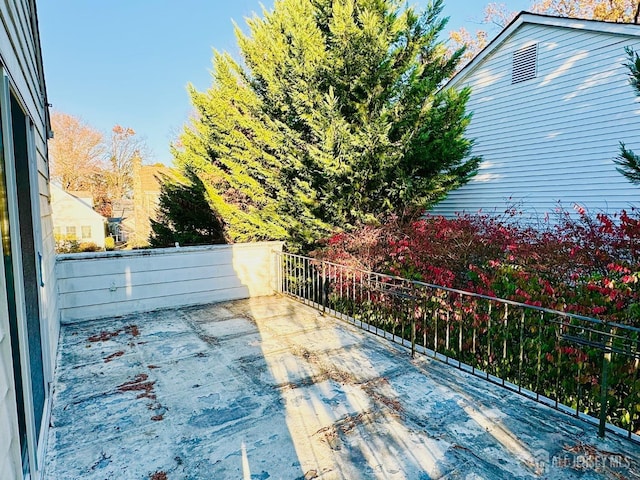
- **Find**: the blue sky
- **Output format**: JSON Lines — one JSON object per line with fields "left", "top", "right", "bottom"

{"left": 37, "top": 0, "right": 530, "bottom": 164}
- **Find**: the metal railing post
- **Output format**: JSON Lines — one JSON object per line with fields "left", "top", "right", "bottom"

{"left": 411, "top": 316, "right": 416, "bottom": 359}
{"left": 408, "top": 289, "right": 416, "bottom": 358}
{"left": 322, "top": 261, "right": 326, "bottom": 315}
{"left": 599, "top": 334, "right": 612, "bottom": 438}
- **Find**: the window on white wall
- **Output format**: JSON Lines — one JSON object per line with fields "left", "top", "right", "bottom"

{"left": 81, "top": 225, "right": 91, "bottom": 239}
{"left": 65, "top": 226, "right": 76, "bottom": 239}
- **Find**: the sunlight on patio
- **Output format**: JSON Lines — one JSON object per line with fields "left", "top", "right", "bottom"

{"left": 44, "top": 296, "right": 640, "bottom": 479}
{"left": 252, "top": 307, "right": 449, "bottom": 477}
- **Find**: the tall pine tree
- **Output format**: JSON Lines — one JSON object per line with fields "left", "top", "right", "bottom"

{"left": 173, "top": 0, "right": 480, "bottom": 249}
{"left": 615, "top": 47, "right": 640, "bottom": 185}
{"left": 150, "top": 168, "right": 226, "bottom": 247}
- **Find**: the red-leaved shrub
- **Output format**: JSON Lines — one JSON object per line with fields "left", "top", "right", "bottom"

{"left": 313, "top": 207, "right": 640, "bottom": 326}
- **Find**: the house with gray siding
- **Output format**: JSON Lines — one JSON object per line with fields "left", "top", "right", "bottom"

{"left": 0, "top": 1, "right": 57, "bottom": 478}
{"left": 431, "top": 13, "right": 640, "bottom": 219}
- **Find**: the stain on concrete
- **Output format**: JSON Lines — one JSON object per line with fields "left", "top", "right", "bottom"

{"left": 117, "top": 373, "right": 156, "bottom": 400}
{"left": 45, "top": 296, "right": 640, "bottom": 479}
{"left": 188, "top": 398, "right": 258, "bottom": 428}
{"left": 103, "top": 350, "right": 124, "bottom": 363}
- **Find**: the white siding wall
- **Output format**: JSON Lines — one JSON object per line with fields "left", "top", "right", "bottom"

{"left": 56, "top": 242, "right": 284, "bottom": 324}
{"left": 0, "top": 1, "right": 56, "bottom": 478}
{"left": 432, "top": 23, "right": 640, "bottom": 219}
{"left": 0, "top": 319, "right": 21, "bottom": 480}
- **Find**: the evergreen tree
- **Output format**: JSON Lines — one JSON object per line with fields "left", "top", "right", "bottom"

{"left": 615, "top": 47, "right": 640, "bottom": 185}
{"left": 174, "top": 0, "right": 480, "bottom": 248}
{"left": 150, "top": 168, "right": 226, "bottom": 247}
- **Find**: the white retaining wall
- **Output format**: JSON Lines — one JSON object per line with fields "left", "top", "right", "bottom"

{"left": 56, "top": 242, "right": 284, "bottom": 323}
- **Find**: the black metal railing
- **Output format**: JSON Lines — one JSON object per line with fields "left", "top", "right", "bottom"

{"left": 276, "top": 251, "right": 640, "bottom": 442}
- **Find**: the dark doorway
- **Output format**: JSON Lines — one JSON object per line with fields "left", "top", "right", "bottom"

{"left": 10, "top": 93, "right": 45, "bottom": 443}
{"left": 0, "top": 89, "right": 28, "bottom": 473}
{"left": 1, "top": 91, "right": 46, "bottom": 474}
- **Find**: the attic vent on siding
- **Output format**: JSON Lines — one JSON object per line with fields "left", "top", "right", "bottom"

{"left": 512, "top": 43, "right": 538, "bottom": 84}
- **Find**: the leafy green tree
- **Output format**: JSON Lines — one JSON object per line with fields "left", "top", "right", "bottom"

{"left": 615, "top": 47, "right": 640, "bottom": 185}
{"left": 150, "top": 168, "right": 226, "bottom": 247}
{"left": 174, "top": 0, "right": 480, "bottom": 248}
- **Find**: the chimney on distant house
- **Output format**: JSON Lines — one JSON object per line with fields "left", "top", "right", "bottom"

{"left": 131, "top": 157, "right": 173, "bottom": 248}
{"left": 130, "top": 155, "right": 144, "bottom": 248}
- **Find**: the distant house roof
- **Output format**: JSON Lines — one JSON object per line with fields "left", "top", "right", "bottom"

{"left": 67, "top": 190, "right": 93, "bottom": 208}
{"left": 446, "top": 12, "right": 640, "bottom": 90}
{"left": 111, "top": 199, "right": 134, "bottom": 219}
{"left": 68, "top": 190, "right": 91, "bottom": 198}
{"left": 51, "top": 184, "right": 105, "bottom": 222}
{"left": 140, "top": 165, "right": 174, "bottom": 193}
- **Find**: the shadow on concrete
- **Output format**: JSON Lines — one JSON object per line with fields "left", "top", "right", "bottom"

{"left": 247, "top": 296, "right": 640, "bottom": 480}
{"left": 45, "top": 295, "right": 640, "bottom": 479}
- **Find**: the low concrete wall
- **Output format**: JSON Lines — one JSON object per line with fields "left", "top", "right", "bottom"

{"left": 56, "top": 242, "right": 284, "bottom": 323}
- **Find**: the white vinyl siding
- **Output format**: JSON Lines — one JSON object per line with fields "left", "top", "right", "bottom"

{"left": 0, "top": 319, "right": 21, "bottom": 480}
{"left": 0, "top": 1, "right": 56, "bottom": 479}
{"left": 432, "top": 22, "right": 640, "bottom": 219}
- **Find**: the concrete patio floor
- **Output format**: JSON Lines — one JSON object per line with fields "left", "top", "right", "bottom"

{"left": 45, "top": 295, "right": 640, "bottom": 479}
